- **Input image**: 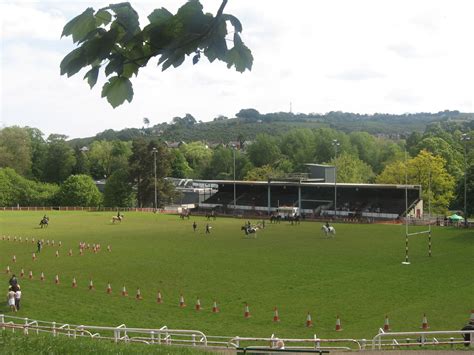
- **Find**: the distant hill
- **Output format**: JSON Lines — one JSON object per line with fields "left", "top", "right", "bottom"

{"left": 68, "top": 110, "right": 474, "bottom": 146}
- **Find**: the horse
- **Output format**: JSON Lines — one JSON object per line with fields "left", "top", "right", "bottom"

{"left": 321, "top": 225, "right": 336, "bottom": 237}
{"left": 288, "top": 214, "right": 301, "bottom": 225}
{"left": 39, "top": 216, "right": 49, "bottom": 228}
{"left": 179, "top": 210, "right": 191, "bottom": 220}
{"left": 270, "top": 215, "right": 282, "bottom": 224}
{"left": 241, "top": 225, "right": 259, "bottom": 235}
{"left": 112, "top": 215, "right": 123, "bottom": 223}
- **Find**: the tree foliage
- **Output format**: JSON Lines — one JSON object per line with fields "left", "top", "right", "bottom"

{"left": 103, "top": 168, "right": 134, "bottom": 207}
{"left": 0, "top": 168, "right": 58, "bottom": 207}
{"left": 60, "top": 0, "right": 253, "bottom": 107}
{"left": 329, "top": 152, "right": 375, "bottom": 183}
{"left": 0, "top": 127, "right": 32, "bottom": 176}
{"left": 56, "top": 174, "right": 102, "bottom": 207}
{"left": 376, "top": 150, "right": 456, "bottom": 213}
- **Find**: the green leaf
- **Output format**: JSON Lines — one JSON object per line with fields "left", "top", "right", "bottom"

{"left": 122, "top": 62, "right": 139, "bottom": 78}
{"left": 105, "top": 55, "right": 124, "bottom": 76}
{"left": 101, "top": 76, "right": 134, "bottom": 108}
{"left": 109, "top": 3, "right": 140, "bottom": 40}
{"left": 226, "top": 36, "right": 253, "bottom": 73}
{"left": 62, "top": 8, "right": 97, "bottom": 44}
{"left": 221, "top": 14, "right": 242, "bottom": 33}
{"left": 60, "top": 47, "right": 88, "bottom": 77}
{"left": 147, "top": 7, "right": 173, "bottom": 24}
{"left": 95, "top": 9, "right": 112, "bottom": 26}
{"left": 83, "top": 66, "right": 100, "bottom": 88}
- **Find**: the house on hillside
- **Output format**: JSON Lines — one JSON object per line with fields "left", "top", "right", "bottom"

{"left": 164, "top": 141, "right": 186, "bottom": 149}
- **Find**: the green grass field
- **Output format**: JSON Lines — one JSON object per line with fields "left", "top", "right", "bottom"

{"left": 0, "top": 211, "right": 472, "bottom": 341}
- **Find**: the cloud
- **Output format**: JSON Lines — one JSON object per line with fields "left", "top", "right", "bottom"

{"left": 385, "top": 90, "right": 422, "bottom": 105}
{"left": 387, "top": 43, "right": 419, "bottom": 59}
{"left": 327, "top": 68, "right": 385, "bottom": 81}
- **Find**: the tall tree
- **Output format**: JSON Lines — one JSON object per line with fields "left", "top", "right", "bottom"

{"left": 280, "top": 128, "right": 315, "bottom": 170}
{"left": 103, "top": 168, "right": 134, "bottom": 207}
{"left": 246, "top": 134, "right": 281, "bottom": 167}
{"left": 25, "top": 127, "right": 48, "bottom": 180}
{"left": 328, "top": 152, "right": 374, "bottom": 183}
{"left": 43, "top": 134, "right": 76, "bottom": 183}
{"left": 179, "top": 141, "right": 212, "bottom": 178}
{"left": 129, "top": 139, "right": 171, "bottom": 207}
{"left": 0, "top": 126, "right": 32, "bottom": 176}
{"left": 60, "top": 0, "right": 252, "bottom": 107}
{"left": 376, "top": 150, "right": 455, "bottom": 213}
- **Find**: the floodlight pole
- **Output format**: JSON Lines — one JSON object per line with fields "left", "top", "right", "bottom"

{"left": 233, "top": 147, "right": 236, "bottom": 214}
{"left": 152, "top": 147, "right": 158, "bottom": 212}
{"left": 461, "top": 134, "right": 470, "bottom": 227}
{"left": 332, "top": 139, "right": 340, "bottom": 219}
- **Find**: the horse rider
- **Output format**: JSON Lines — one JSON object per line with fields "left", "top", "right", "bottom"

{"left": 325, "top": 221, "right": 330, "bottom": 229}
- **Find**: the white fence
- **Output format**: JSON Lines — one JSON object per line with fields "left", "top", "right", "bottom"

{"left": 0, "top": 315, "right": 472, "bottom": 351}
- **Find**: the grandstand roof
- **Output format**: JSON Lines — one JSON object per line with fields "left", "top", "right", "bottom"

{"left": 193, "top": 179, "right": 420, "bottom": 190}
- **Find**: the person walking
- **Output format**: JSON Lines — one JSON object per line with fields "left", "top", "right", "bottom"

{"left": 193, "top": 221, "right": 197, "bottom": 232}
{"left": 205, "top": 223, "right": 211, "bottom": 234}
{"left": 14, "top": 285, "right": 21, "bottom": 311}
{"left": 7, "top": 288, "right": 16, "bottom": 312}
{"left": 37, "top": 240, "right": 42, "bottom": 253}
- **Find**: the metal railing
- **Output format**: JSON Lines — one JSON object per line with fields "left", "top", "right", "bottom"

{"left": 372, "top": 328, "right": 474, "bottom": 349}
{"left": 1, "top": 315, "right": 472, "bottom": 351}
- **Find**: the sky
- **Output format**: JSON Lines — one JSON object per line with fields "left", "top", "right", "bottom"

{"left": 1, "top": 0, "right": 473, "bottom": 139}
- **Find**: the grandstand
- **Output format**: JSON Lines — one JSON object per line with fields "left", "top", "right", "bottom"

{"left": 197, "top": 165, "right": 422, "bottom": 220}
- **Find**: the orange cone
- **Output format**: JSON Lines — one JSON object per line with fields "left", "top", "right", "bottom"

{"left": 19, "top": 237, "right": 22, "bottom": 242}
{"left": 122, "top": 285, "right": 128, "bottom": 296}
{"left": 26, "top": 237, "right": 28, "bottom": 243}
{"left": 179, "top": 294, "right": 186, "bottom": 308}
{"left": 32, "top": 253, "right": 36, "bottom": 261}
{"left": 107, "top": 245, "right": 111, "bottom": 252}
{"left": 383, "top": 315, "right": 390, "bottom": 332}
{"left": 421, "top": 313, "right": 429, "bottom": 329}
{"left": 54, "top": 274, "right": 59, "bottom": 284}
{"left": 273, "top": 307, "right": 280, "bottom": 322}
{"left": 244, "top": 303, "right": 251, "bottom": 318}
{"left": 68, "top": 249, "right": 72, "bottom": 256}
{"left": 72, "top": 277, "right": 77, "bottom": 288}
{"left": 212, "top": 300, "right": 219, "bottom": 313}
{"left": 89, "top": 279, "right": 94, "bottom": 290}
{"left": 20, "top": 269, "right": 24, "bottom": 278}
{"left": 79, "top": 249, "right": 83, "bottom": 256}
{"left": 28, "top": 270, "right": 33, "bottom": 279}
{"left": 106, "top": 283, "right": 112, "bottom": 294}
{"left": 5, "top": 265, "right": 10, "bottom": 274}
{"left": 306, "top": 312, "right": 313, "bottom": 327}
{"left": 55, "top": 250, "right": 59, "bottom": 258}
{"left": 14, "top": 236, "right": 17, "bottom": 242}
{"left": 41, "top": 272, "right": 45, "bottom": 281}
{"left": 156, "top": 290, "right": 163, "bottom": 303}
{"left": 136, "top": 288, "right": 143, "bottom": 300}
{"left": 52, "top": 240, "right": 55, "bottom": 246}
{"left": 195, "top": 298, "right": 201, "bottom": 311}
{"left": 59, "top": 241, "right": 62, "bottom": 247}
{"left": 335, "top": 315, "right": 343, "bottom": 331}
{"left": 32, "top": 237, "right": 35, "bottom": 243}
{"left": 12, "top": 255, "right": 16, "bottom": 263}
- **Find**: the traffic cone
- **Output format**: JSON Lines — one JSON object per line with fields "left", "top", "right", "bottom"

{"left": 5, "top": 265, "right": 10, "bottom": 274}
{"left": 12, "top": 255, "right": 16, "bottom": 263}
{"left": 20, "top": 269, "right": 24, "bottom": 278}
{"left": 89, "top": 279, "right": 94, "bottom": 290}
{"left": 421, "top": 313, "right": 429, "bottom": 329}
{"left": 79, "top": 249, "right": 83, "bottom": 256}
{"left": 122, "top": 285, "right": 128, "bottom": 296}
{"left": 26, "top": 237, "right": 28, "bottom": 243}
{"left": 68, "top": 249, "right": 72, "bottom": 256}
{"left": 156, "top": 290, "right": 163, "bottom": 303}
{"left": 28, "top": 270, "right": 33, "bottom": 279}
{"left": 14, "top": 236, "right": 17, "bottom": 242}
{"left": 106, "top": 283, "right": 112, "bottom": 294}
{"left": 19, "top": 237, "right": 22, "bottom": 242}
{"left": 335, "top": 315, "right": 343, "bottom": 331}
{"left": 59, "top": 241, "right": 61, "bottom": 247}
{"left": 54, "top": 274, "right": 59, "bottom": 284}
{"left": 306, "top": 312, "right": 313, "bottom": 327}
{"left": 107, "top": 245, "right": 111, "bottom": 252}
{"left": 32, "top": 237, "right": 35, "bottom": 243}
{"left": 32, "top": 253, "right": 36, "bottom": 261}
{"left": 383, "top": 315, "right": 390, "bottom": 332}
{"left": 41, "top": 272, "right": 45, "bottom": 281}
{"left": 212, "top": 300, "right": 219, "bottom": 313}
{"left": 52, "top": 240, "right": 55, "bottom": 246}
{"left": 179, "top": 294, "right": 186, "bottom": 308}
{"left": 72, "top": 277, "right": 77, "bottom": 288}
{"left": 195, "top": 298, "right": 201, "bottom": 311}
{"left": 55, "top": 250, "right": 59, "bottom": 258}
{"left": 136, "top": 288, "right": 143, "bottom": 300}
{"left": 46, "top": 240, "right": 49, "bottom": 246}
{"left": 244, "top": 303, "right": 251, "bottom": 318}
{"left": 273, "top": 307, "right": 280, "bottom": 322}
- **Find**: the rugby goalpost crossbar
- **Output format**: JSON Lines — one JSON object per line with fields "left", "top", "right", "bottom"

{"left": 402, "top": 152, "right": 432, "bottom": 265}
